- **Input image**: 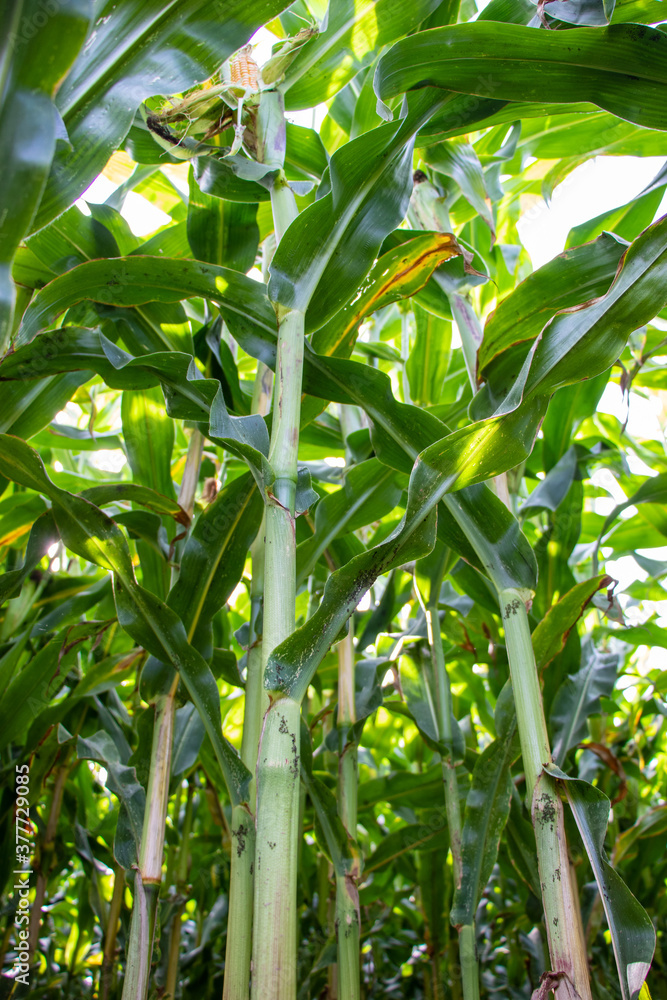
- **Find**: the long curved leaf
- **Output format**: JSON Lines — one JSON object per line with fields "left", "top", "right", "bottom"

{"left": 0, "top": 0, "right": 90, "bottom": 349}
{"left": 547, "top": 763, "right": 656, "bottom": 1000}
{"left": 311, "top": 232, "right": 465, "bottom": 357}
{"left": 121, "top": 387, "right": 176, "bottom": 502}
{"left": 532, "top": 575, "right": 612, "bottom": 672}
{"left": 479, "top": 232, "right": 628, "bottom": 374}
{"left": 266, "top": 398, "right": 542, "bottom": 700}
{"left": 0, "top": 639, "right": 62, "bottom": 747}
{"left": 451, "top": 683, "right": 519, "bottom": 929}
{"left": 229, "top": 309, "right": 539, "bottom": 591}
{"left": 16, "top": 256, "right": 276, "bottom": 347}
{"left": 550, "top": 642, "right": 619, "bottom": 765}
{"left": 475, "top": 214, "right": 667, "bottom": 418}
{"left": 296, "top": 459, "right": 403, "bottom": 586}
{"left": 375, "top": 22, "right": 667, "bottom": 131}
{"left": 77, "top": 731, "right": 146, "bottom": 861}
{"left": 168, "top": 471, "right": 262, "bottom": 643}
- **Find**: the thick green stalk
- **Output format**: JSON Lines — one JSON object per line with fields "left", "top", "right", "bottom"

{"left": 241, "top": 361, "right": 273, "bottom": 787}
{"left": 122, "top": 691, "right": 175, "bottom": 1000}
{"left": 426, "top": 601, "right": 479, "bottom": 1000}
{"left": 224, "top": 803, "right": 255, "bottom": 1000}
{"left": 336, "top": 623, "right": 360, "bottom": 1000}
{"left": 224, "top": 363, "right": 272, "bottom": 1000}
{"left": 251, "top": 150, "right": 303, "bottom": 998}
{"left": 335, "top": 869, "right": 361, "bottom": 1000}
{"left": 240, "top": 531, "right": 267, "bottom": 782}
{"left": 252, "top": 696, "right": 302, "bottom": 999}
{"left": 500, "top": 589, "right": 591, "bottom": 1000}
{"left": 337, "top": 623, "right": 357, "bottom": 835}
{"left": 224, "top": 96, "right": 279, "bottom": 998}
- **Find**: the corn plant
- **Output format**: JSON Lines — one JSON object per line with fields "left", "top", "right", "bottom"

{"left": 1, "top": 1, "right": 667, "bottom": 999}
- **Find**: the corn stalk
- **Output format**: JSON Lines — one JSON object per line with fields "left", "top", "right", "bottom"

{"left": 250, "top": 90, "right": 303, "bottom": 1000}
{"left": 500, "top": 589, "right": 591, "bottom": 1000}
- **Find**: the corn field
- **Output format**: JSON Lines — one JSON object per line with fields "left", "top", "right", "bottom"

{"left": 1, "top": 1, "right": 667, "bottom": 998}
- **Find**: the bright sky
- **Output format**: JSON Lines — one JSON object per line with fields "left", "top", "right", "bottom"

{"left": 518, "top": 156, "right": 667, "bottom": 267}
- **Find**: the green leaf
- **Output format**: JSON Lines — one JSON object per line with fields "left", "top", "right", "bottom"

{"left": 476, "top": 0, "right": 535, "bottom": 23}
{"left": 515, "top": 109, "right": 667, "bottom": 162}
{"left": 231, "top": 312, "right": 538, "bottom": 592}
{"left": 541, "top": 372, "right": 610, "bottom": 469}
{"left": 301, "top": 766, "right": 351, "bottom": 874}
{"left": 364, "top": 820, "right": 447, "bottom": 875}
{"left": 17, "top": 256, "right": 276, "bottom": 348}
{"left": 268, "top": 389, "right": 536, "bottom": 698}
{"left": 520, "top": 446, "right": 578, "bottom": 517}
{"left": 358, "top": 764, "right": 444, "bottom": 811}
{"left": 549, "top": 642, "right": 619, "bottom": 764}
{"left": 375, "top": 22, "right": 667, "bottom": 131}
{"left": 0, "top": 640, "right": 62, "bottom": 746}
{"left": 171, "top": 703, "right": 205, "bottom": 776}
{"left": 208, "top": 387, "right": 274, "bottom": 495}
{"left": 25, "top": 206, "right": 120, "bottom": 277}
{"left": 407, "top": 306, "right": 452, "bottom": 407}
{"left": 282, "top": 0, "right": 443, "bottom": 110}
{"left": 267, "top": 498, "right": 437, "bottom": 701}
{"left": 612, "top": 0, "right": 666, "bottom": 23}
{"left": 122, "top": 387, "right": 176, "bottom": 502}
{"left": 296, "top": 459, "right": 403, "bottom": 586}
{"left": 0, "top": 0, "right": 91, "bottom": 349}
{"left": 478, "top": 232, "right": 628, "bottom": 375}
{"left": 478, "top": 214, "right": 667, "bottom": 415}
{"left": 547, "top": 763, "right": 655, "bottom": 1000}
{"left": 193, "top": 156, "right": 272, "bottom": 204}
{"left": 424, "top": 140, "right": 495, "bottom": 235}
{"left": 311, "top": 232, "right": 465, "bottom": 358}
{"left": 451, "top": 683, "right": 519, "bottom": 928}
{"left": 615, "top": 805, "right": 667, "bottom": 865}
{"left": 29, "top": 424, "right": 123, "bottom": 453}
{"left": 168, "top": 471, "right": 262, "bottom": 643}
{"left": 390, "top": 665, "right": 465, "bottom": 762}
{"left": 77, "top": 730, "right": 146, "bottom": 865}
{"left": 605, "top": 619, "right": 667, "bottom": 650}
{"left": 0, "top": 493, "right": 46, "bottom": 553}
{"left": 31, "top": 578, "right": 112, "bottom": 639}
{"left": 80, "top": 484, "right": 187, "bottom": 525}
{"left": 532, "top": 574, "right": 612, "bottom": 672}
{"left": 285, "top": 123, "right": 329, "bottom": 181}
{"left": 0, "top": 373, "right": 95, "bottom": 444}
{"left": 268, "top": 92, "right": 450, "bottom": 331}
{"left": 597, "top": 471, "right": 667, "bottom": 547}
{"left": 566, "top": 162, "right": 667, "bottom": 248}
{"left": 1, "top": 328, "right": 220, "bottom": 420}
{"left": 188, "top": 169, "right": 260, "bottom": 271}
